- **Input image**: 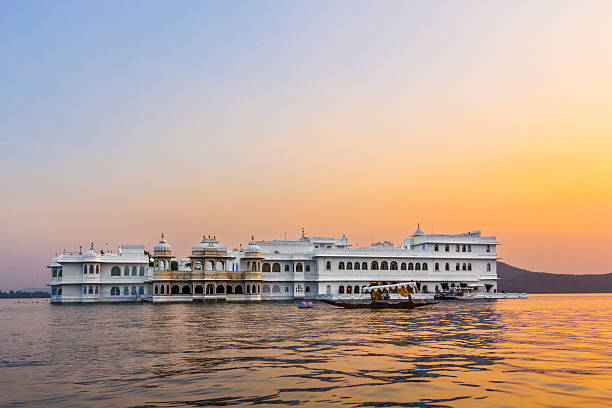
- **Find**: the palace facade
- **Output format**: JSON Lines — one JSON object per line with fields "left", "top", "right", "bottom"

{"left": 48, "top": 226, "right": 499, "bottom": 303}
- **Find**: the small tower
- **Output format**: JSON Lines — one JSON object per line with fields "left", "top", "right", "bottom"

{"left": 241, "top": 236, "right": 262, "bottom": 272}
{"left": 153, "top": 233, "right": 172, "bottom": 271}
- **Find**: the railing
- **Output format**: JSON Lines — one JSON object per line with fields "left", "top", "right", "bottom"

{"left": 153, "top": 271, "right": 261, "bottom": 280}
{"left": 100, "top": 292, "right": 140, "bottom": 300}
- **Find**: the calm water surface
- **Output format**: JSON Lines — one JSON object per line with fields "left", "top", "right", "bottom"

{"left": 1, "top": 295, "right": 611, "bottom": 407}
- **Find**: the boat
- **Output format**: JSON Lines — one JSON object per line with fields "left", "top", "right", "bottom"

{"left": 318, "top": 282, "right": 437, "bottom": 309}
{"left": 434, "top": 292, "right": 457, "bottom": 300}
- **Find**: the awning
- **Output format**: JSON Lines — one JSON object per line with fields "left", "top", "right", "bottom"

{"left": 362, "top": 282, "right": 416, "bottom": 293}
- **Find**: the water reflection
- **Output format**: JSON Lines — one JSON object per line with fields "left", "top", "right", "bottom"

{"left": 1, "top": 295, "right": 612, "bottom": 407}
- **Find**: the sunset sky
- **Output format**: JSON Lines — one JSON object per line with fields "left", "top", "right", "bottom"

{"left": 1, "top": 1, "right": 611, "bottom": 289}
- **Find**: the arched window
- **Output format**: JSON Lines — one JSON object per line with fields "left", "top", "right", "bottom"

{"left": 381, "top": 261, "right": 388, "bottom": 270}
{"left": 346, "top": 285, "right": 352, "bottom": 294}
{"left": 339, "top": 262, "right": 345, "bottom": 270}
{"left": 272, "top": 263, "right": 281, "bottom": 272}
{"left": 401, "top": 262, "right": 406, "bottom": 270}
{"left": 89, "top": 286, "right": 93, "bottom": 294}
{"left": 422, "top": 263, "right": 428, "bottom": 270}
{"left": 95, "top": 286, "right": 98, "bottom": 294}
{"left": 468, "top": 263, "right": 472, "bottom": 271}
{"left": 487, "top": 263, "right": 491, "bottom": 271}
{"left": 171, "top": 285, "right": 180, "bottom": 294}
{"left": 139, "top": 286, "right": 144, "bottom": 295}
{"left": 206, "top": 284, "right": 214, "bottom": 294}
{"left": 235, "top": 285, "right": 243, "bottom": 294}
{"left": 371, "top": 261, "right": 379, "bottom": 270}
{"left": 354, "top": 285, "right": 360, "bottom": 294}
{"left": 462, "top": 245, "right": 466, "bottom": 252}
{"left": 262, "top": 285, "right": 270, "bottom": 293}
{"left": 456, "top": 263, "right": 460, "bottom": 271}
{"left": 160, "top": 285, "right": 165, "bottom": 294}
{"left": 326, "top": 285, "right": 331, "bottom": 294}
{"left": 111, "top": 266, "right": 121, "bottom": 276}
{"left": 216, "top": 285, "right": 225, "bottom": 294}
{"left": 435, "top": 263, "right": 439, "bottom": 271}
{"left": 408, "top": 263, "right": 414, "bottom": 270}
{"left": 252, "top": 262, "right": 257, "bottom": 272}
{"left": 111, "top": 286, "right": 120, "bottom": 296}
{"left": 139, "top": 266, "right": 144, "bottom": 276}
{"left": 285, "top": 286, "right": 289, "bottom": 293}
{"left": 262, "top": 263, "right": 271, "bottom": 272}
{"left": 182, "top": 285, "right": 190, "bottom": 294}
{"left": 415, "top": 263, "right": 421, "bottom": 270}
{"left": 89, "top": 265, "right": 94, "bottom": 274}
{"left": 306, "top": 286, "right": 310, "bottom": 293}
{"left": 131, "top": 287, "right": 137, "bottom": 296}
{"left": 362, "top": 262, "right": 368, "bottom": 270}
{"left": 445, "top": 263, "right": 450, "bottom": 271}
{"left": 124, "top": 266, "right": 129, "bottom": 276}
{"left": 272, "top": 285, "right": 281, "bottom": 293}
{"left": 217, "top": 261, "right": 224, "bottom": 271}
{"left": 338, "top": 285, "right": 345, "bottom": 294}
{"left": 423, "top": 285, "right": 428, "bottom": 293}
{"left": 487, "top": 245, "right": 491, "bottom": 253}
{"left": 346, "top": 262, "right": 352, "bottom": 270}
{"left": 434, "top": 244, "right": 439, "bottom": 251}
{"left": 83, "top": 265, "right": 87, "bottom": 274}
{"left": 390, "top": 261, "right": 398, "bottom": 270}
{"left": 252, "top": 285, "right": 257, "bottom": 294}
{"left": 96, "top": 265, "right": 100, "bottom": 274}
{"left": 247, "top": 285, "right": 251, "bottom": 294}
{"left": 462, "top": 263, "right": 466, "bottom": 271}
{"left": 326, "top": 261, "right": 331, "bottom": 270}
{"left": 354, "top": 262, "right": 360, "bottom": 270}
{"left": 226, "top": 285, "right": 233, "bottom": 294}
{"left": 124, "top": 287, "right": 130, "bottom": 296}
{"left": 285, "top": 265, "right": 290, "bottom": 272}
{"left": 306, "top": 264, "right": 310, "bottom": 272}
{"left": 131, "top": 266, "right": 136, "bottom": 276}
{"left": 456, "top": 245, "right": 460, "bottom": 252}
{"left": 296, "top": 263, "right": 303, "bottom": 272}
{"left": 155, "top": 285, "right": 159, "bottom": 295}
{"left": 83, "top": 286, "right": 87, "bottom": 294}
{"left": 468, "top": 245, "right": 472, "bottom": 252}
{"left": 445, "top": 244, "right": 449, "bottom": 252}
{"left": 207, "top": 261, "right": 214, "bottom": 271}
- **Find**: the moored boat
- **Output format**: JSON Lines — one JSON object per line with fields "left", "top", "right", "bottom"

{"left": 318, "top": 282, "right": 437, "bottom": 309}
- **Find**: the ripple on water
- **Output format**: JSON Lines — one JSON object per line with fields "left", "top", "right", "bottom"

{"left": 1, "top": 295, "right": 612, "bottom": 407}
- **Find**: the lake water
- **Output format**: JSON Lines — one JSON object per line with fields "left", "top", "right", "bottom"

{"left": 1, "top": 295, "right": 611, "bottom": 407}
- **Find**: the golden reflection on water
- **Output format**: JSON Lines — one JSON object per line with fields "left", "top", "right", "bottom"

{"left": 1, "top": 294, "right": 611, "bottom": 407}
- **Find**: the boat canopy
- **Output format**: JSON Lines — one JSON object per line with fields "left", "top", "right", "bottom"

{"left": 362, "top": 282, "right": 417, "bottom": 293}
{"left": 468, "top": 283, "right": 485, "bottom": 287}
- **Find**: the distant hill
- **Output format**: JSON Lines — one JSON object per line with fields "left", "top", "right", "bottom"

{"left": 20, "top": 287, "right": 50, "bottom": 293}
{"left": 498, "top": 262, "right": 612, "bottom": 293}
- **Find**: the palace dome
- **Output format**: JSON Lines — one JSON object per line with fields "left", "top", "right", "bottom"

{"left": 413, "top": 224, "right": 424, "bottom": 237}
{"left": 191, "top": 235, "right": 227, "bottom": 256}
{"left": 83, "top": 243, "right": 98, "bottom": 258}
{"left": 153, "top": 233, "right": 172, "bottom": 256}
{"left": 244, "top": 236, "right": 261, "bottom": 256}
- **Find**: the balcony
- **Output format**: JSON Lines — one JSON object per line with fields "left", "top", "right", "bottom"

{"left": 152, "top": 270, "right": 261, "bottom": 281}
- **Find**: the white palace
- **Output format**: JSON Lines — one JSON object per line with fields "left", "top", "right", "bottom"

{"left": 48, "top": 226, "right": 500, "bottom": 303}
